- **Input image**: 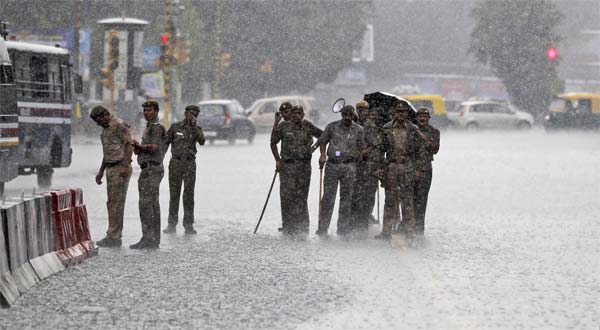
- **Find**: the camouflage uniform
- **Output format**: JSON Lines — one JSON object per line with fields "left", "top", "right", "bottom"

{"left": 414, "top": 123, "right": 440, "bottom": 235}
{"left": 137, "top": 117, "right": 166, "bottom": 245}
{"left": 271, "top": 119, "right": 322, "bottom": 234}
{"left": 351, "top": 117, "right": 383, "bottom": 231}
{"left": 380, "top": 118, "right": 422, "bottom": 237}
{"left": 317, "top": 120, "right": 364, "bottom": 235}
{"left": 100, "top": 117, "right": 133, "bottom": 240}
{"left": 165, "top": 121, "right": 205, "bottom": 229}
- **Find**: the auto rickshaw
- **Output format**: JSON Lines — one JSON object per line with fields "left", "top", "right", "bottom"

{"left": 544, "top": 93, "right": 600, "bottom": 131}
{"left": 402, "top": 94, "right": 449, "bottom": 128}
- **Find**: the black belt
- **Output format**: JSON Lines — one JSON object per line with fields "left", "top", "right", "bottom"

{"left": 105, "top": 160, "right": 130, "bottom": 168}
{"left": 328, "top": 158, "right": 356, "bottom": 164}
{"left": 172, "top": 155, "right": 195, "bottom": 161}
{"left": 282, "top": 158, "right": 310, "bottom": 163}
{"left": 140, "top": 161, "right": 161, "bottom": 169}
{"left": 388, "top": 157, "right": 408, "bottom": 165}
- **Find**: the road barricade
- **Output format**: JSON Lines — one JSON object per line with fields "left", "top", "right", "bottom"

{"left": 0, "top": 187, "right": 93, "bottom": 308}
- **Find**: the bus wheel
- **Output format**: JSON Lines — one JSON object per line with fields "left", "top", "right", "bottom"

{"left": 37, "top": 166, "right": 53, "bottom": 189}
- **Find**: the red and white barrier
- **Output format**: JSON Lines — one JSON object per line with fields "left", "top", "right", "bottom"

{"left": 0, "top": 187, "right": 94, "bottom": 308}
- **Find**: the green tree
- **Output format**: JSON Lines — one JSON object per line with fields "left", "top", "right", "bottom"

{"left": 177, "top": 0, "right": 371, "bottom": 106}
{"left": 470, "top": 0, "right": 564, "bottom": 116}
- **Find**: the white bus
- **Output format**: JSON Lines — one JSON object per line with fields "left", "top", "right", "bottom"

{"left": 0, "top": 36, "right": 79, "bottom": 195}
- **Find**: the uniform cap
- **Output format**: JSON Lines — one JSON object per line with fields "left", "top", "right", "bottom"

{"left": 416, "top": 107, "right": 431, "bottom": 116}
{"left": 391, "top": 101, "right": 411, "bottom": 112}
{"left": 291, "top": 105, "right": 304, "bottom": 113}
{"left": 341, "top": 105, "right": 356, "bottom": 115}
{"left": 355, "top": 100, "right": 369, "bottom": 109}
{"left": 90, "top": 105, "right": 110, "bottom": 120}
{"left": 279, "top": 102, "right": 293, "bottom": 112}
{"left": 185, "top": 105, "right": 200, "bottom": 117}
{"left": 142, "top": 100, "right": 160, "bottom": 110}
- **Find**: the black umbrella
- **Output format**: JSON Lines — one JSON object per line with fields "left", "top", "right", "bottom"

{"left": 364, "top": 91, "right": 417, "bottom": 124}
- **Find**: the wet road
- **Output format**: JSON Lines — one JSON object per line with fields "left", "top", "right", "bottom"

{"left": 1, "top": 129, "right": 599, "bottom": 329}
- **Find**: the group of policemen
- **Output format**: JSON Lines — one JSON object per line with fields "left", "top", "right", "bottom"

{"left": 270, "top": 99, "right": 440, "bottom": 242}
{"left": 89, "top": 100, "right": 205, "bottom": 249}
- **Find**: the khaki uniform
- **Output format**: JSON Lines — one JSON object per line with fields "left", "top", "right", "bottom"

{"left": 414, "top": 124, "right": 440, "bottom": 234}
{"left": 271, "top": 119, "right": 322, "bottom": 234}
{"left": 137, "top": 118, "right": 166, "bottom": 245}
{"left": 351, "top": 119, "right": 383, "bottom": 231}
{"left": 381, "top": 119, "right": 422, "bottom": 236}
{"left": 317, "top": 120, "right": 364, "bottom": 235}
{"left": 165, "top": 121, "right": 205, "bottom": 227}
{"left": 100, "top": 117, "right": 133, "bottom": 240}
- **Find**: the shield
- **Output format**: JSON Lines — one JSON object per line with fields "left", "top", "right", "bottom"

{"left": 364, "top": 91, "right": 417, "bottom": 124}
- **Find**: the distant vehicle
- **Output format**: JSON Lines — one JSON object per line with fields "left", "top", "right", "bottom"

{"left": 0, "top": 37, "right": 80, "bottom": 194}
{"left": 245, "top": 96, "right": 315, "bottom": 130}
{"left": 197, "top": 99, "right": 255, "bottom": 144}
{"left": 402, "top": 94, "right": 449, "bottom": 128}
{"left": 543, "top": 93, "right": 600, "bottom": 131}
{"left": 448, "top": 100, "right": 534, "bottom": 130}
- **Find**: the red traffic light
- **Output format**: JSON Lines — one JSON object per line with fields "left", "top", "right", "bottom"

{"left": 547, "top": 47, "right": 557, "bottom": 60}
{"left": 161, "top": 33, "right": 170, "bottom": 45}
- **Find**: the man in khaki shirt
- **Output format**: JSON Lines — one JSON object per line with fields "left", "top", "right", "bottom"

{"left": 91, "top": 105, "right": 133, "bottom": 248}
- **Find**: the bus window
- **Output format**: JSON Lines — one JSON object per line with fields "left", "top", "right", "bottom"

{"left": 31, "top": 55, "right": 49, "bottom": 98}
{"left": 0, "top": 65, "right": 14, "bottom": 84}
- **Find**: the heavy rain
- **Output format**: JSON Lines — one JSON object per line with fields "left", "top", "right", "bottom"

{"left": 0, "top": 1, "right": 599, "bottom": 329}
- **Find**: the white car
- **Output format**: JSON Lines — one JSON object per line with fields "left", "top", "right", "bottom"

{"left": 448, "top": 101, "right": 534, "bottom": 130}
{"left": 245, "top": 96, "right": 315, "bottom": 130}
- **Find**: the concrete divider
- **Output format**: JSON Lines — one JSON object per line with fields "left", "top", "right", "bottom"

{"left": 0, "top": 187, "right": 93, "bottom": 308}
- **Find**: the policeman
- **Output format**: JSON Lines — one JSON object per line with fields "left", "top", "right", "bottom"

{"left": 273, "top": 102, "right": 293, "bottom": 129}
{"left": 355, "top": 100, "right": 370, "bottom": 124}
{"left": 130, "top": 100, "right": 167, "bottom": 249}
{"left": 163, "top": 105, "right": 206, "bottom": 235}
{"left": 375, "top": 101, "right": 422, "bottom": 241}
{"left": 271, "top": 105, "right": 322, "bottom": 235}
{"left": 90, "top": 106, "right": 133, "bottom": 247}
{"left": 413, "top": 107, "right": 440, "bottom": 235}
{"left": 351, "top": 104, "right": 384, "bottom": 233}
{"left": 316, "top": 105, "right": 364, "bottom": 236}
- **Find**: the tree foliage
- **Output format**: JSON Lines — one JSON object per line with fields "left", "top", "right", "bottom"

{"left": 179, "top": 0, "right": 370, "bottom": 105}
{"left": 470, "top": 0, "right": 564, "bottom": 115}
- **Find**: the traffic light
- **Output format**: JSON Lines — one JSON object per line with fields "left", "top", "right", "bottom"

{"left": 108, "top": 30, "right": 119, "bottom": 70}
{"left": 220, "top": 53, "right": 231, "bottom": 69}
{"left": 100, "top": 66, "right": 115, "bottom": 89}
{"left": 547, "top": 47, "right": 557, "bottom": 61}
{"left": 175, "top": 39, "right": 192, "bottom": 65}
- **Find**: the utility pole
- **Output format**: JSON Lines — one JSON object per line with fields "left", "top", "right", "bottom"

{"left": 213, "top": 0, "right": 222, "bottom": 99}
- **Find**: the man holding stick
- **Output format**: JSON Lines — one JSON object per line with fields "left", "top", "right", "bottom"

{"left": 270, "top": 105, "right": 322, "bottom": 235}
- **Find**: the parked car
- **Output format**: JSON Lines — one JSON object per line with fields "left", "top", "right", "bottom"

{"left": 448, "top": 100, "right": 534, "bottom": 130}
{"left": 245, "top": 96, "right": 315, "bottom": 130}
{"left": 197, "top": 99, "right": 256, "bottom": 144}
{"left": 544, "top": 93, "right": 600, "bottom": 131}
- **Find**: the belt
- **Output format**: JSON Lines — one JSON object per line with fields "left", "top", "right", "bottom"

{"left": 282, "top": 158, "right": 310, "bottom": 163}
{"left": 387, "top": 157, "right": 408, "bottom": 165}
{"left": 140, "top": 161, "right": 161, "bottom": 169}
{"left": 328, "top": 158, "right": 356, "bottom": 164}
{"left": 172, "top": 155, "right": 196, "bottom": 161}
{"left": 105, "top": 160, "right": 130, "bottom": 168}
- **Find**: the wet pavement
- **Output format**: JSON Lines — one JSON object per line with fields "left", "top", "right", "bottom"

{"left": 1, "top": 130, "right": 599, "bottom": 329}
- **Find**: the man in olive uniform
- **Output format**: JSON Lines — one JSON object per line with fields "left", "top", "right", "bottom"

{"left": 351, "top": 104, "right": 384, "bottom": 232}
{"left": 350, "top": 101, "right": 377, "bottom": 233}
{"left": 130, "top": 100, "right": 166, "bottom": 249}
{"left": 272, "top": 102, "right": 293, "bottom": 129}
{"left": 317, "top": 105, "right": 364, "bottom": 236}
{"left": 375, "top": 101, "right": 422, "bottom": 241}
{"left": 271, "top": 105, "right": 322, "bottom": 235}
{"left": 163, "top": 105, "right": 206, "bottom": 235}
{"left": 91, "top": 106, "right": 133, "bottom": 247}
{"left": 413, "top": 107, "right": 440, "bottom": 235}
